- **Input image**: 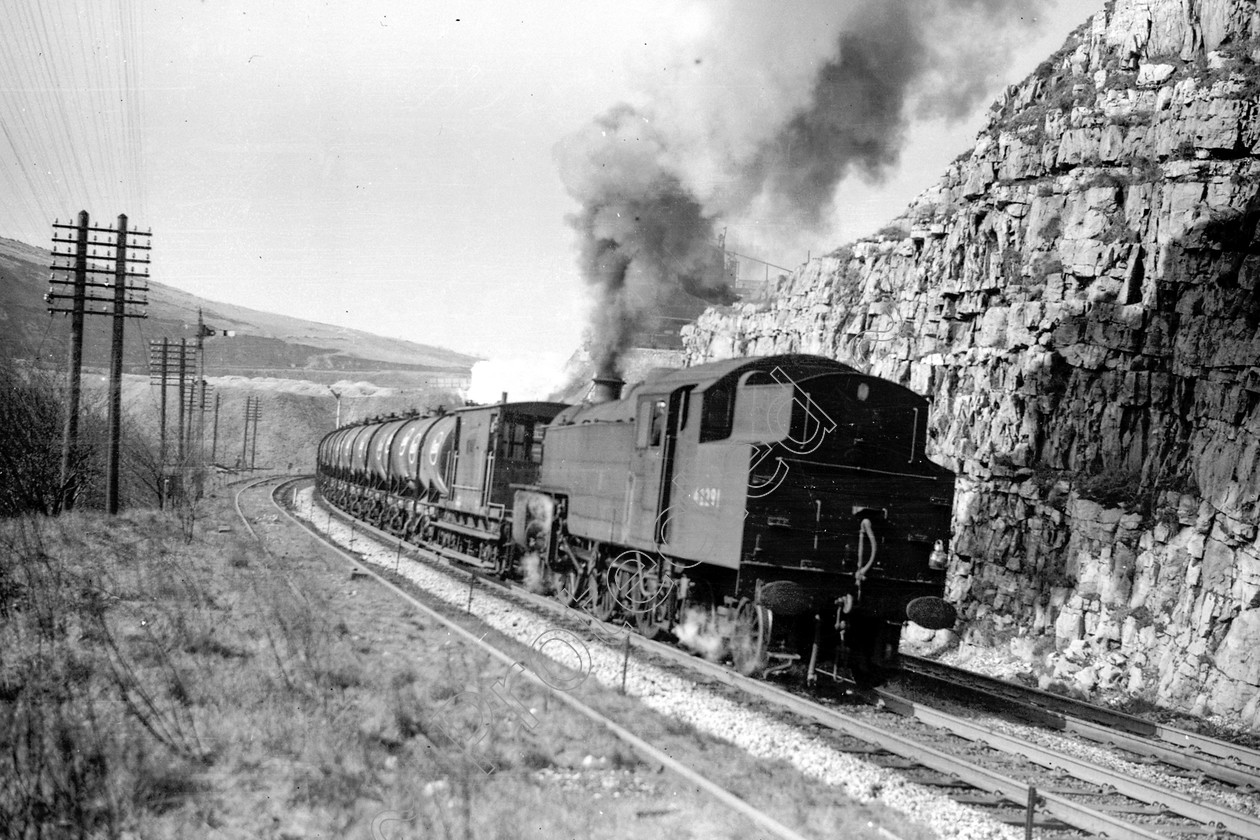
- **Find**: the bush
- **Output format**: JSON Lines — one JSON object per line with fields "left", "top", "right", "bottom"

{"left": 0, "top": 355, "right": 168, "bottom": 515}
{"left": 1074, "top": 466, "right": 1145, "bottom": 509}
{"left": 0, "top": 361, "right": 81, "bottom": 515}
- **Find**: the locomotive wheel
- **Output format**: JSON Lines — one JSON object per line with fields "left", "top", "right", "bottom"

{"left": 729, "top": 599, "right": 770, "bottom": 676}
{"left": 590, "top": 569, "right": 617, "bottom": 622}
{"left": 632, "top": 566, "right": 669, "bottom": 640}
{"left": 550, "top": 543, "right": 584, "bottom": 607}
{"left": 552, "top": 566, "right": 582, "bottom": 607}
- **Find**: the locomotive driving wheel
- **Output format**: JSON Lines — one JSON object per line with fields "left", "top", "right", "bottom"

{"left": 590, "top": 567, "right": 618, "bottom": 622}
{"left": 632, "top": 563, "right": 670, "bottom": 640}
{"left": 550, "top": 543, "right": 583, "bottom": 606}
{"left": 729, "top": 599, "right": 770, "bottom": 676}
{"left": 551, "top": 563, "right": 582, "bottom": 606}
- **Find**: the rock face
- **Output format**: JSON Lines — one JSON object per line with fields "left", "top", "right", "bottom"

{"left": 682, "top": 0, "right": 1260, "bottom": 727}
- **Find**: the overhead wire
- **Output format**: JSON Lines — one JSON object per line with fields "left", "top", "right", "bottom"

{"left": 78, "top": 0, "right": 117, "bottom": 215}
{"left": 57, "top": 0, "right": 113, "bottom": 216}
{"left": 124, "top": 0, "right": 147, "bottom": 217}
{"left": 116, "top": 0, "right": 143, "bottom": 216}
{"left": 1, "top": 2, "right": 67, "bottom": 228}
{"left": 89, "top": 0, "right": 124, "bottom": 214}
{"left": 31, "top": 1, "right": 94, "bottom": 219}
{"left": 0, "top": 0, "right": 147, "bottom": 242}
{"left": 20, "top": 0, "right": 95, "bottom": 218}
{"left": 0, "top": 3, "right": 63, "bottom": 227}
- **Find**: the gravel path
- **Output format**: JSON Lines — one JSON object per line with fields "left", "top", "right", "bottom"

{"left": 295, "top": 489, "right": 1022, "bottom": 840}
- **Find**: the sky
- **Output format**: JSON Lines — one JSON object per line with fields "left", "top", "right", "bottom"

{"left": 0, "top": 0, "right": 1103, "bottom": 399}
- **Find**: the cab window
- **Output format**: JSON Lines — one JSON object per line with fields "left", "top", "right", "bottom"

{"left": 637, "top": 399, "right": 667, "bottom": 448}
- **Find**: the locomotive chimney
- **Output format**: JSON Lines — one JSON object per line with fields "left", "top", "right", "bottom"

{"left": 590, "top": 375, "right": 624, "bottom": 404}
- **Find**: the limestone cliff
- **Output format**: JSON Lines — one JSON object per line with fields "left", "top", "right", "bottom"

{"left": 682, "top": 0, "right": 1260, "bottom": 726}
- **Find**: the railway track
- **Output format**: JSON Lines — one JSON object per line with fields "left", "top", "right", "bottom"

{"left": 261, "top": 478, "right": 1260, "bottom": 840}
{"left": 235, "top": 477, "right": 816, "bottom": 840}
{"left": 898, "top": 653, "right": 1260, "bottom": 783}
{"left": 867, "top": 681, "right": 1260, "bottom": 840}
{"left": 880, "top": 655, "right": 1260, "bottom": 836}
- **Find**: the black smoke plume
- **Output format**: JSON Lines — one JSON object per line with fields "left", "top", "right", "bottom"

{"left": 557, "top": 0, "right": 1048, "bottom": 377}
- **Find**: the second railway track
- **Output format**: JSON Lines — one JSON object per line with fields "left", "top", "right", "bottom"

{"left": 897, "top": 653, "right": 1260, "bottom": 781}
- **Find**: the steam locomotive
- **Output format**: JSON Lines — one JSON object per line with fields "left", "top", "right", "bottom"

{"left": 315, "top": 354, "right": 957, "bottom": 682}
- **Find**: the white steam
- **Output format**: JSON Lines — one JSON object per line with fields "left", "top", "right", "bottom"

{"left": 521, "top": 551, "right": 546, "bottom": 595}
{"left": 675, "top": 605, "right": 726, "bottom": 661}
{"left": 467, "top": 354, "right": 570, "bottom": 404}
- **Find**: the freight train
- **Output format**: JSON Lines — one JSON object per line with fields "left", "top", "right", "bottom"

{"left": 315, "top": 354, "right": 957, "bottom": 682}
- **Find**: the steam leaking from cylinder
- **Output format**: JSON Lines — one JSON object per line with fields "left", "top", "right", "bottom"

{"left": 556, "top": 0, "right": 1045, "bottom": 378}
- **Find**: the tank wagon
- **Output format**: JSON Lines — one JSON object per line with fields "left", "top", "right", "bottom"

{"left": 318, "top": 401, "right": 566, "bottom": 572}
{"left": 316, "top": 354, "right": 957, "bottom": 682}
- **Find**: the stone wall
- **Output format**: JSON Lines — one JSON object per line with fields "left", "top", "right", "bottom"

{"left": 682, "top": 0, "right": 1260, "bottom": 726}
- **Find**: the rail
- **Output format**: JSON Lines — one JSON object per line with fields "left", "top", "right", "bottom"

{"left": 901, "top": 654, "right": 1260, "bottom": 774}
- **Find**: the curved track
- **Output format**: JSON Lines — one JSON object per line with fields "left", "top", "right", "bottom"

{"left": 235, "top": 477, "right": 815, "bottom": 840}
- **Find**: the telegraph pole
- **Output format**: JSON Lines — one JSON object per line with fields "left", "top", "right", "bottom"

{"left": 177, "top": 338, "right": 189, "bottom": 463}
{"left": 241, "top": 396, "right": 253, "bottom": 470}
{"left": 195, "top": 315, "right": 233, "bottom": 466}
{"left": 47, "top": 213, "right": 150, "bottom": 514}
{"left": 148, "top": 339, "right": 197, "bottom": 507}
{"left": 183, "top": 382, "right": 211, "bottom": 438}
{"left": 158, "top": 338, "right": 168, "bottom": 506}
{"left": 48, "top": 211, "right": 89, "bottom": 512}
{"left": 195, "top": 310, "right": 208, "bottom": 463}
{"left": 241, "top": 396, "right": 262, "bottom": 471}
{"left": 104, "top": 215, "right": 128, "bottom": 514}
{"left": 183, "top": 381, "right": 212, "bottom": 494}
{"left": 250, "top": 400, "right": 261, "bottom": 470}
{"left": 199, "top": 378, "right": 209, "bottom": 459}
{"left": 210, "top": 391, "right": 221, "bottom": 464}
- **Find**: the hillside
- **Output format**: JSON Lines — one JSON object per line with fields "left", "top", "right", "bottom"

{"left": 0, "top": 234, "right": 477, "bottom": 477}
{"left": 683, "top": 0, "right": 1260, "bottom": 727}
{"left": 0, "top": 235, "right": 477, "bottom": 385}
